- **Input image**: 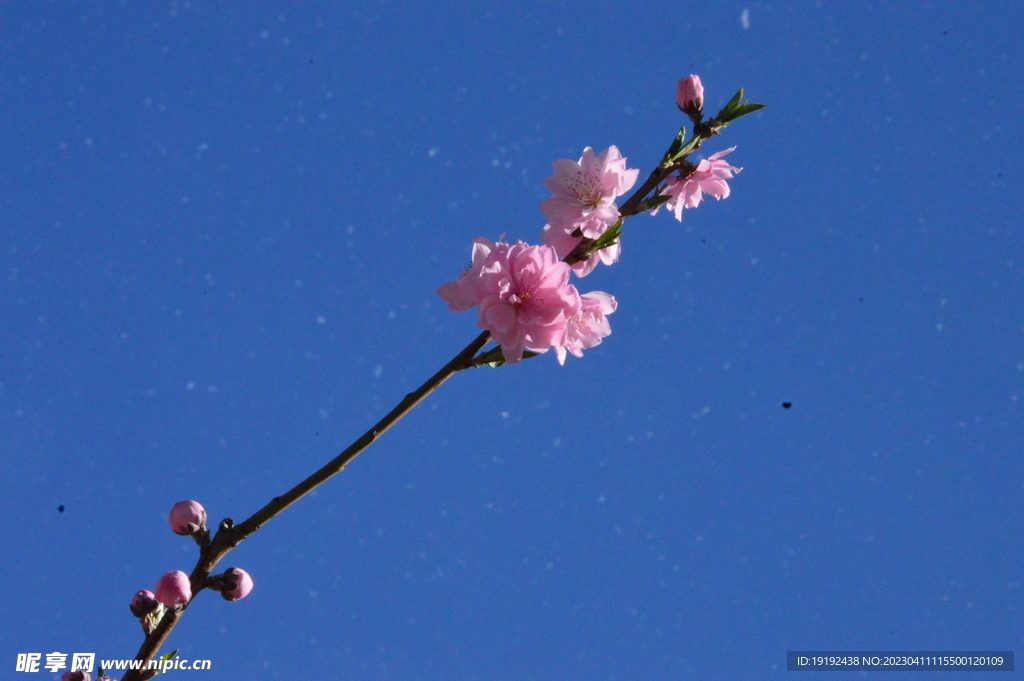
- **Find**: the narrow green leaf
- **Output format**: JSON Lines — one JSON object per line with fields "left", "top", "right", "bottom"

{"left": 729, "top": 102, "right": 767, "bottom": 119}
{"left": 150, "top": 650, "right": 179, "bottom": 675}
{"left": 661, "top": 125, "right": 687, "bottom": 165}
{"left": 638, "top": 192, "right": 672, "bottom": 213}
{"left": 723, "top": 87, "right": 744, "bottom": 113}
{"left": 591, "top": 220, "right": 623, "bottom": 251}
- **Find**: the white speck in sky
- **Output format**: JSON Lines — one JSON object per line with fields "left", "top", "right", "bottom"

{"left": 373, "top": 365, "right": 383, "bottom": 378}
{"left": 741, "top": 9, "right": 750, "bottom": 29}
{"left": 427, "top": 148, "right": 439, "bottom": 158}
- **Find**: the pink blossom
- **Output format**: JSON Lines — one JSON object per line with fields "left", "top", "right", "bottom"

{"left": 657, "top": 147, "right": 741, "bottom": 221}
{"left": 220, "top": 567, "right": 254, "bottom": 601}
{"left": 438, "top": 239, "right": 581, "bottom": 363}
{"left": 540, "top": 221, "right": 620, "bottom": 278}
{"left": 676, "top": 75, "right": 704, "bottom": 116}
{"left": 541, "top": 145, "right": 639, "bottom": 230}
{"left": 168, "top": 500, "right": 207, "bottom": 536}
{"left": 436, "top": 237, "right": 498, "bottom": 312}
{"left": 554, "top": 291, "right": 617, "bottom": 364}
{"left": 154, "top": 570, "right": 192, "bottom": 608}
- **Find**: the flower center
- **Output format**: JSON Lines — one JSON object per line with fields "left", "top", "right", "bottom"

{"left": 567, "top": 172, "right": 601, "bottom": 209}
{"left": 508, "top": 291, "right": 531, "bottom": 309}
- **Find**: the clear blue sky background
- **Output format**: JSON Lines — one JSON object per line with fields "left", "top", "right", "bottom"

{"left": 2, "top": 2, "right": 1021, "bottom": 679}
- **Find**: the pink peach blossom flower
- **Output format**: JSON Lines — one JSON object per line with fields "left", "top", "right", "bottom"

{"left": 436, "top": 237, "right": 498, "bottom": 312}
{"left": 475, "top": 241, "right": 581, "bottom": 363}
{"left": 555, "top": 291, "right": 617, "bottom": 364}
{"left": 154, "top": 570, "right": 192, "bottom": 608}
{"left": 438, "top": 238, "right": 581, "bottom": 363}
{"left": 541, "top": 145, "right": 639, "bottom": 230}
{"left": 657, "top": 147, "right": 742, "bottom": 221}
{"left": 676, "top": 74, "right": 704, "bottom": 116}
{"left": 220, "top": 567, "right": 254, "bottom": 601}
{"left": 168, "top": 500, "right": 207, "bottom": 536}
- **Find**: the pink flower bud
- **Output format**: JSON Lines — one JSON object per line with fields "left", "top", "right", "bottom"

{"left": 62, "top": 672, "right": 91, "bottom": 681}
{"left": 220, "top": 567, "right": 254, "bottom": 601}
{"left": 676, "top": 74, "right": 704, "bottom": 116}
{"left": 129, "top": 589, "right": 161, "bottom": 618}
{"left": 154, "top": 570, "right": 192, "bottom": 608}
{"left": 168, "top": 500, "right": 207, "bottom": 536}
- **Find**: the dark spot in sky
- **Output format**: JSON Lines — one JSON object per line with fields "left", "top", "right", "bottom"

{"left": 701, "top": 238, "right": 706, "bottom": 243}
{"left": 58, "top": 505, "right": 65, "bottom": 513}
{"left": 782, "top": 402, "right": 792, "bottom": 409}
{"left": 859, "top": 297, "right": 864, "bottom": 302}
{"left": 309, "top": 58, "right": 315, "bottom": 64}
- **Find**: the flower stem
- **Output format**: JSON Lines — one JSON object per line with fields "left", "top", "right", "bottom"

{"left": 617, "top": 124, "right": 715, "bottom": 219}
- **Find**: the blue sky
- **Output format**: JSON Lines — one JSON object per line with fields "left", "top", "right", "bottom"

{"left": 2, "top": 2, "right": 1021, "bottom": 679}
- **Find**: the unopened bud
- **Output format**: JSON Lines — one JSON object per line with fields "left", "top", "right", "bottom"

{"left": 676, "top": 74, "right": 704, "bottom": 116}
{"left": 129, "top": 589, "right": 161, "bottom": 618}
{"left": 154, "top": 570, "right": 192, "bottom": 608}
{"left": 62, "top": 672, "right": 91, "bottom": 681}
{"left": 168, "top": 500, "right": 207, "bottom": 536}
{"left": 220, "top": 567, "right": 254, "bottom": 601}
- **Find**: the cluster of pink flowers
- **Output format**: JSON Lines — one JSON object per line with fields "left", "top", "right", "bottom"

{"left": 437, "top": 237, "right": 616, "bottom": 364}
{"left": 438, "top": 143, "right": 634, "bottom": 364}
{"left": 439, "top": 75, "right": 741, "bottom": 365}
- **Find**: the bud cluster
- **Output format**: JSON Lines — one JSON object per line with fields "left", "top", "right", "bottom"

{"left": 129, "top": 501, "right": 254, "bottom": 635}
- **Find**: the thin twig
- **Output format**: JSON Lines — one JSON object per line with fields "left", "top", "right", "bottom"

{"left": 121, "top": 329, "right": 492, "bottom": 680}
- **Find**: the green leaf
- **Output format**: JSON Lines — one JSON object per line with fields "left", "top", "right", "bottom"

{"left": 713, "top": 87, "right": 766, "bottom": 126}
{"left": 637, "top": 191, "right": 672, "bottom": 214}
{"left": 591, "top": 219, "right": 622, "bottom": 251}
{"left": 723, "top": 87, "right": 744, "bottom": 113}
{"left": 727, "top": 102, "right": 767, "bottom": 120}
{"left": 151, "top": 650, "right": 179, "bottom": 675}
{"left": 661, "top": 125, "right": 687, "bottom": 165}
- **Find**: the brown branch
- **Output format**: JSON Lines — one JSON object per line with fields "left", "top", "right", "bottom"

{"left": 121, "top": 329, "right": 492, "bottom": 680}
{"left": 119, "top": 106, "right": 737, "bottom": 679}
